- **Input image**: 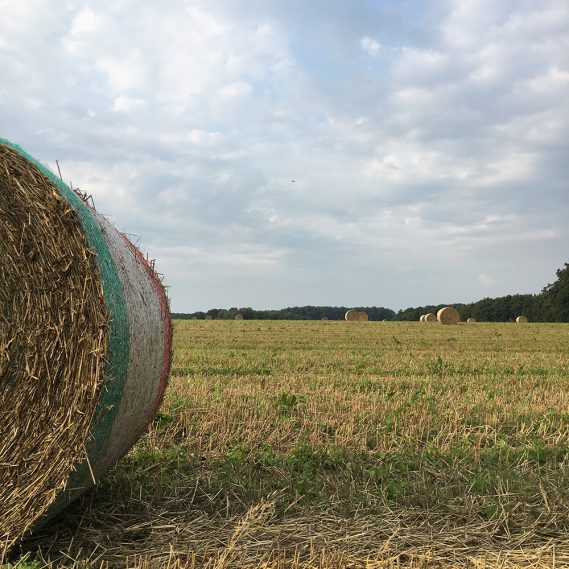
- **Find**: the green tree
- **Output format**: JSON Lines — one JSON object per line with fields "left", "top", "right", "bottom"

{"left": 542, "top": 263, "right": 569, "bottom": 322}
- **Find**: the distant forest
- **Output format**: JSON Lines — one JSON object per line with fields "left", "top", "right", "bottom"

{"left": 172, "top": 262, "right": 569, "bottom": 323}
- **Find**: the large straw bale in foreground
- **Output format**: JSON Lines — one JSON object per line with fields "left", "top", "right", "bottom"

{"left": 345, "top": 309, "right": 359, "bottom": 321}
{"left": 516, "top": 316, "right": 528, "bottom": 323}
{"left": 437, "top": 307, "right": 460, "bottom": 325}
{"left": 0, "top": 139, "right": 172, "bottom": 551}
{"left": 424, "top": 313, "right": 436, "bottom": 322}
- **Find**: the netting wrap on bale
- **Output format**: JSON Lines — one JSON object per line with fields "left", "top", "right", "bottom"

{"left": 0, "top": 139, "right": 173, "bottom": 551}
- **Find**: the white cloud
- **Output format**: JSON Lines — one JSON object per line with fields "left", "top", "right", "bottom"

{"left": 112, "top": 96, "right": 146, "bottom": 113}
{"left": 70, "top": 7, "right": 100, "bottom": 36}
{"left": 478, "top": 274, "right": 496, "bottom": 287}
{"left": 0, "top": 0, "right": 566, "bottom": 310}
{"left": 360, "top": 36, "right": 380, "bottom": 57}
{"left": 218, "top": 81, "right": 253, "bottom": 100}
{"left": 96, "top": 52, "right": 148, "bottom": 93}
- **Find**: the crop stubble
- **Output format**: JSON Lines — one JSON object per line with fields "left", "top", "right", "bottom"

{"left": 18, "top": 320, "right": 569, "bottom": 568}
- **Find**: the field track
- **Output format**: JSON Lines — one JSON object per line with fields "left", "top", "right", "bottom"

{"left": 17, "top": 320, "right": 569, "bottom": 568}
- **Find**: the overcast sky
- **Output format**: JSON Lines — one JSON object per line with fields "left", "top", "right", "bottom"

{"left": 1, "top": 0, "right": 567, "bottom": 311}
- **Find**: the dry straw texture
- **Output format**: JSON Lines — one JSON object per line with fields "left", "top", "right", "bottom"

{"left": 425, "top": 313, "right": 436, "bottom": 322}
{"left": 235, "top": 314, "right": 244, "bottom": 320}
{"left": 357, "top": 311, "right": 369, "bottom": 321}
{"left": 13, "top": 320, "right": 569, "bottom": 568}
{"left": 437, "top": 307, "right": 460, "bottom": 325}
{"left": 0, "top": 143, "right": 108, "bottom": 548}
{"left": 516, "top": 316, "right": 528, "bottom": 323}
{"left": 0, "top": 140, "right": 172, "bottom": 554}
{"left": 419, "top": 315, "right": 425, "bottom": 322}
{"left": 344, "top": 309, "right": 359, "bottom": 321}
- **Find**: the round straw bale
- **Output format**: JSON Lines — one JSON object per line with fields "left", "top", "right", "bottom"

{"left": 358, "top": 311, "right": 369, "bottom": 321}
{"left": 425, "top": 313, "right": 436, "bottom": 322}
{"left": 205, "top": 314, "right": 213, "bottom": 320}
{"left": 235, "top": 313, "right": 244, "bottom": 320}
{"left": 345, "top": 309, "right": 359, "bottom": 321}
{"left": 419, "top": 315, "right": 425, "bottom": 322}
{"left": 516, "top": 315, "right": 528, "bottom": 323}
{"left": 0, "top": 139, "right": 172, "bottom": 551}
{"left": 467, "top": 317, "right": 476, "bottom": 323}
{"left": 437, "top": 306, "right": 460, "bottom": 325}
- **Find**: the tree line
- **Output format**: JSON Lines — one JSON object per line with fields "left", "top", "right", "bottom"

{"left": 172, "top": 262, "right": 569, "bottom": 322}
{"left": 171, "top": 305, "right": 396, "bottom": 321}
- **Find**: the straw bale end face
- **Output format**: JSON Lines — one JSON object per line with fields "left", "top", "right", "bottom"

{"left": 0, "top": 139, "right": 172, "bottom": 551}
{"left": 358, "top": 311, "right": 369, "bottom": 321}
{"left": 437, "top": 307, "right": 460, "bottom": 325}
{"left": 516, "top": 315, "right": 528, "bottom": 323}
{"left": 425, "top": 313, "right": 436, "bottom": 322}
{"left": 235, "top": 313, "right": 244, "bottom": 320}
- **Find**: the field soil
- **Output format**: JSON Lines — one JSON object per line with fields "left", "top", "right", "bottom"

{"left": 16, "top": 320, "right": 569, "bottom": 568}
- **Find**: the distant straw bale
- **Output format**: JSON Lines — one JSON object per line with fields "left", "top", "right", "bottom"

{"left": 358, "top": 311, "right": 369, "bottom": 321}
{"left": 467, "top": 317, "right": 477, "bottom": 323}
{"left": 420, "top": 315, "right": 425, "bottom": 322}
{"left": 345, "top": 309, "right": 359, "bottom": 321}
{"left": 321, "top": 316, "right": 329, "bottom": 320}
{"left": 235, "top": 314, "right": 244, "bottom": 320}
{"left": 516, "top": 316, "right": 528, "bottom": 323}
{"left": 425, "top": 313, "right": 436, "bottom": 322}
{"left": 437, "top": 307, "right": 460, "bottom": 325}
{"left": 206, "top": 315, "right": 213, "bottom": 320}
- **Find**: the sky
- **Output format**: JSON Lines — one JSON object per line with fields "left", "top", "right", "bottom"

{"left": 1, "top": 0, "right": 568, "bottom": 312}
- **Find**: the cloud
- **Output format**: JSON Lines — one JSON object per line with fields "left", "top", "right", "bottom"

{"left": 360, "top": 36, "right": 380, "bottom": 57}
{"left": 69, "top": 6, "right": 101, "bottom": 36}
{"left": 112, "top": 96, "right": 147, "bottom": 113}
{"left": 0, "top": 0, "right": 567, "bottom": 310}
{"left": 478, "top": 274, "right": 496, "bottom": 287}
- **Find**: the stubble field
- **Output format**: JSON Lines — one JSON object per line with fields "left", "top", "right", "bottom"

{"left": 20, "top": 320, "right": 569, "bottom": 568}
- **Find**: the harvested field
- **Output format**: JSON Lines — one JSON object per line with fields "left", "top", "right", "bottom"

{"left": 14, "top": 320, "right": 569, "bottom": 568}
